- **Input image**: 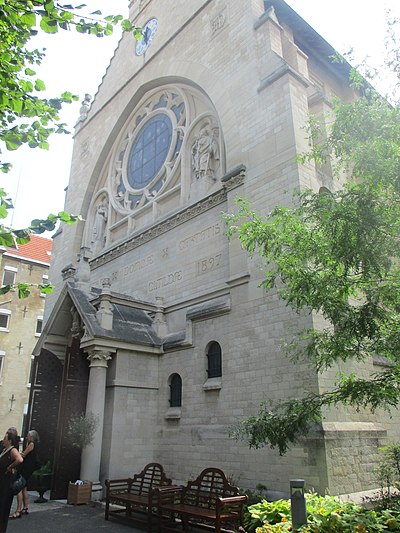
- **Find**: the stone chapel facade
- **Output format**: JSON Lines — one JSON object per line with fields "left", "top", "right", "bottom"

{"left": 30, "top": 0, "right": 399, "bottom": 499}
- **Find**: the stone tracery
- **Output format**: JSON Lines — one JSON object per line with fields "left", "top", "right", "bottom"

{"left": 85, "top": 83, "right": 224, "bottom": 256}
{"left": 110, "top": 88, "right": 186, "bottom": 214}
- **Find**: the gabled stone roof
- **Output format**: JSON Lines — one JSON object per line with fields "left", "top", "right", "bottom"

{"left": 68, "top": 283, "right": 162, "bottom": 347}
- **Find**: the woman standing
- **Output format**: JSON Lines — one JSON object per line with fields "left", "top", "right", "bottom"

{"left": 10, "top": 430, "right": 40, "bottom": 518}
{"left": 0, "top": 431, "right": 23, "bottom": 532}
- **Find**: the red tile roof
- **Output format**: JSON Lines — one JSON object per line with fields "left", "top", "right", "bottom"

{"left": 4, "top": 234, "right": 53, "bottom": 265}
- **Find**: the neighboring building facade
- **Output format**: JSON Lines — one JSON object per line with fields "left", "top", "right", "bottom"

{"left": 0, "top": 235, "right": 52, "bottom": 433}
{"left": 30, "top": 0, "right": 399, "bottom": 500}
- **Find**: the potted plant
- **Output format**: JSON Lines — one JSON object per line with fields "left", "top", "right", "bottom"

{"left": 32, "top": 461, "right": 53, "bottom": 503}
{"left": 66, "top": 412, "right": 98, "bottom": 505}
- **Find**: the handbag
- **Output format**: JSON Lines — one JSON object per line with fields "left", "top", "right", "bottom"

{"left": 9, "top": 473, "right": 26, "bottom": 496}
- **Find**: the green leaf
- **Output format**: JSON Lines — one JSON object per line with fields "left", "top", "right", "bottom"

{"left": 13, "top": 230, "right": 30, "bottom": 243}
{"left": 0, "top": 233, "right": 14, "bottom": 247}
{"left": 40, "top": 17, "right": 59, "bottom": 33}
{"left": 5, "top": 136, "right": 22, "bottom": 151}
{"left": 20, "top": 12, "right": 36, "bottom": 27}
{"left": 38, "top": 283, "right": 53, "bottom": 294}
{"left": 0, "top": 285, "right": 11, "bottom": 295}
{"left": 35, "top": 79, "right": 46, "bottom": 91}
{"left": 0, "top": 204, "right": 9, "bottom": 219}
{"left": 18, "top": 283, "right": 31, "bottom": 299}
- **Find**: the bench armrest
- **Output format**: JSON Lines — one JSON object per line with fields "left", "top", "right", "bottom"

{"left": 218, "top": 495, "right": 248, "bottom": 504}
{"left": 216, "top": 495, "right": 248, "bottom": 515}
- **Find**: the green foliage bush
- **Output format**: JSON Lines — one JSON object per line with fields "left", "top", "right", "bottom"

{"left": 365, "top": 443, "right": 400, "bottom": 511}
{"left": 66, "top": 412, "right": 98, "bottom": 449}
{"left": 245, "top": 493, "right": 400, "bottom": 532}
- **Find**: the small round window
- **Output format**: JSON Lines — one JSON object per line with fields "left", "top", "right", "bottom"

{"left": 127, "top": 113, "right": 173, "bottom": 190}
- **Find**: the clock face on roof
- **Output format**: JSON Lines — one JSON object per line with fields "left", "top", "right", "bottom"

{"left": 136, "top": 18, "right": 158, "bottom": 56}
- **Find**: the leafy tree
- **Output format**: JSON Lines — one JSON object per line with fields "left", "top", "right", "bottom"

{"left": 225, "top": 32, "right": 400, "bottom": 455}
{"left": 0, "top": 1, "right": 141, "bottom": 295}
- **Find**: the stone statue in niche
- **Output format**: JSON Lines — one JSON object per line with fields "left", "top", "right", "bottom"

{"left": 191, "top": 122, "right": 220, "bottom": 181}
{"left": 91, "top": 197, "right": 108, "bottom": 255}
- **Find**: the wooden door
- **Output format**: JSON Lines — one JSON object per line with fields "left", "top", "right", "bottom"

{"left": 51, "top": 337, "right": 89, "bottom": 499}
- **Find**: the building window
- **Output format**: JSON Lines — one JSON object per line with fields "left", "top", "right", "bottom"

{"left": 169, "top": 373, "right": 182, "bottom": 407}
{"left": 0, "top": 309, "right": 11, "bottom": 331}
{"left": 2, "top": 267, "right": 17, "bottom": 287}
{"left": 35, "top": 316, "right": 43, "bottom": 336}
{"left": 207, "top": 342, "right": 222, "bottom": 378}
{"left": 0, "top": 351, "right": 4, "bottom": 381}
{"left": 128, "top": 113, "right": 173, "bottom": 190}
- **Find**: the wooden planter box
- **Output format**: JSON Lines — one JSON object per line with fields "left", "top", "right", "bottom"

{"left": 67, "top": 481, "right": 92, "bottom": 505}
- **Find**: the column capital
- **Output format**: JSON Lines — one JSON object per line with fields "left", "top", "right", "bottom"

{"left": 86, "top": 349, "right": 112, "bottom": 368}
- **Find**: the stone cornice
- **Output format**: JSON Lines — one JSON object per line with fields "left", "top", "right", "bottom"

{"left": 258, "top": 60, "right": 310, "bottom": 92}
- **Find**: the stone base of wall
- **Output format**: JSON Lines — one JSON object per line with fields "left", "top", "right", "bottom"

{"left": 322, "top": 422, "right": 387, "bottom": 495}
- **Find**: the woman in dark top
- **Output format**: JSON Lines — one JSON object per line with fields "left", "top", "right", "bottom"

{"left": 11, "top": 430, "right": 40, "bottom": 518}
{"left": 0, "top": 430, "right": 23, "bottom": 531}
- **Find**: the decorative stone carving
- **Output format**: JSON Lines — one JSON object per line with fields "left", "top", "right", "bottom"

{"left": 91, "top": 197, "right": 108, "bottom": 255}
{"left": 109, "top": 87, "right": 186, "bottom": 215}
{"left": 70, "top": 306, "right": 82, "bottom": 338}
{"left": 85, "top": 84, "right": 226, "bottom": 249}
{"left": 90, "top": 167, "right": 245, "bottom": 271}
{"left": 75, "top": 247, "right": 92, "bottom": 287}
{"left": 191, "top": 121, "right": 220, "bottom": 181}
{"left": 86, "top": 349, "right": 112, "bottom": 368}
{"left": 78, "top": 93, "right": 92, "bottom": 122}
{"left": 61, "top": 264, "right": 76, "bottom": 281}
{"left": 96, "top": 278, "right": 113, "bottom": 330}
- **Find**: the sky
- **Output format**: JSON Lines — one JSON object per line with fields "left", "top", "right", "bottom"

{"left": 1, "top": 0, "right": 399, "bottom": 231}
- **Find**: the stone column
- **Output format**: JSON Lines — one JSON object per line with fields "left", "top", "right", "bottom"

{"left": 80, "top": 349, "right": 112, "bottom": 500}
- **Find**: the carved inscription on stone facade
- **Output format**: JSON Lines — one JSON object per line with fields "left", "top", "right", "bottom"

{"left": 178, "top": 223, "right": 221, "bottom": 251}
{"left": 122, "top": 255, "right": 154, "bottom": 276}
{"left": 196, "top": 253, "right": 222, "bottom": 276}
{"left": 148, "top": 271, "right": 183, "bottom": 292}
{"left": 211, "top": 8, "right": 228, "bottom": 36}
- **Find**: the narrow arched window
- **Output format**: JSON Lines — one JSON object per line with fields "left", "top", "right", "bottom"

{"left": 207, "top": 342, "right": 222, "bottom": 378}
{"left": 169, "top": 373, "right": 182, "bottom": 407}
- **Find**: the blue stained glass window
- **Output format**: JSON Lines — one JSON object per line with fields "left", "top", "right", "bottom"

{"left": 128, "top": 114, "right": 173, "bottom": 189}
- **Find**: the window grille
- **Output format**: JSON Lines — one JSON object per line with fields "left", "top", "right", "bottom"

{"left": 207, "top": 342, "right": 222, "bottom": 378}
{"left": 169, "top": 374, "right": 182, "bottom": 407}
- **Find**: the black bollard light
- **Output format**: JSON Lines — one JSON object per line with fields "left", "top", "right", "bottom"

{"left": 290, "top": 479, "right": 307, "bottom": 531}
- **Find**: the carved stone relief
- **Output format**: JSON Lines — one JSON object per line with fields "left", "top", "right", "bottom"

{"left": 191, "top": 119, "right": 220, "bottom": 181}
{"left": 90, "top": 195, "right": 109, "bottom": 255}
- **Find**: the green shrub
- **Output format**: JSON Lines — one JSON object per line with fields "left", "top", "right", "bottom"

{"left": 245, "top": 493, "right": 400, "bottom": 532}
{"left": 66, "top": 412, "right": 98, "bottom": 448}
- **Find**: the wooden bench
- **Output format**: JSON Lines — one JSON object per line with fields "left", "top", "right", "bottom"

{"left": 105, "top": 462, "right": 172, "bottom": 531}
{"left": 156, "top": 468, "right": 248, "bottom": 533}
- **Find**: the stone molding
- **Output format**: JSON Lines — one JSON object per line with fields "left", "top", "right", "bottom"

{"left": 91, "top": 170, "right": 244, "bottom": 271}
{"left": 258, "top": 60, "right": 310, "bottom": 92}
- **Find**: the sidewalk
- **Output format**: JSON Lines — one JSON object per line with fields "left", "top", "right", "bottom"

{"left": 7, "top": 491, "right": 141, "bottom": 532}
